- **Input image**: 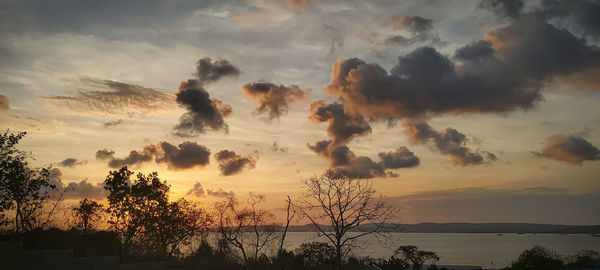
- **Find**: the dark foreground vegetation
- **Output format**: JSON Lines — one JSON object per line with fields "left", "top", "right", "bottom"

{"left": 1, "top": 129, "right": 599, "bottom": 269}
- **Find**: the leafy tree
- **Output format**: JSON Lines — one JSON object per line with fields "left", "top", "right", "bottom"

{"left": 71, "top": 198, "right": 103, "bottom": 233}
{"left": 297, "top": 169, "right": 398, "bottom": 270}
{"left": 565, "top": 249, "right": 599, "bottom": 269}
{"left": 393, "top": 245, "right": 439, "bottom": 270}
{"left": 507, "top": 245, "right": 563, "bottom": 270}
{"left": 295, "top": 242, "right": 336, "bottom": 269}
{"left": 0, "top": 130, "right": 56, "bottom": 232}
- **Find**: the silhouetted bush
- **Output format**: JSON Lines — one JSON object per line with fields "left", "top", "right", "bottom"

{"left": 506, "top": 245, "right": 563, "bottom": 270}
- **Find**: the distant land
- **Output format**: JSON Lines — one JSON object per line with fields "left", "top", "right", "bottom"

{"left": 285, "top": 223, "right": 600, "bottom": 234}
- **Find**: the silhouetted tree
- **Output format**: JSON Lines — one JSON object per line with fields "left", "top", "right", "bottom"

{"left": 565, "top": 249, "right": 600, "bottom": 269}
{"left": 71, "top": 198, "right": 103, "bottom": 233}
{"left": 277, "top": 195, "right": 296, "bottom": 270}
{"left": 295, "top": 242, "right": 336, "bottom": 269}
{"left": 215, "top": 193, "right": 279, "bottom": 266}
{"left": 297, "top": 169, "right": 399, "bottom": 270}
{"left": 506, "top": 245, "right": 563, "bottom": 270}
{"left": 0, "top": 130, "right": 56, "bottom": 232}
{"left": 393, "top": 245, "right": 439, "bottom": 270}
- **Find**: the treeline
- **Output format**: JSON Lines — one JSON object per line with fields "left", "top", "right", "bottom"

{"left": 1, "top": 130, "right": 599, "bottom": 270}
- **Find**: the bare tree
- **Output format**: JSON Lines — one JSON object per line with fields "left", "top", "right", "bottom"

{"left": 215, "top": 193, "right": 279, "bottom": 265}
{"left": 277, "top": 195, "right": 296, "bottom": 270}
{"left": 297, "top": 169, "right": 399, "bottom": 270}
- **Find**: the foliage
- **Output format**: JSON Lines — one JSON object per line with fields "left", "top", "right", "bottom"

{"left": 70, "top": 198, "right": 103, "bottom": 233}
{"left": 297, "top": 169, "right": 398, "bottom": 270}
{"left": 0, "top": 130, "right": 56, "bottom": 232}
{"left": 295, "top": 242, "right": 336, "bottom": 269}
{"left": 104, "top": 167, "right": 210, "bottom": 259}
{"left": 506, "top": 245, "right": 563, "bottom": 270}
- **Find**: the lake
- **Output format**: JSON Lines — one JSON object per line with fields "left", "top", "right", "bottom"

{"left": 282, "top": 232, "right": 600, "bottom": 269}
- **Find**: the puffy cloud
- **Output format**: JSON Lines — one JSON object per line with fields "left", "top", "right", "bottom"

{"left": 196, "top": 57, "right": 240, "bottom": 85}
{"left": 271, "top": 142, "right": 288, "bottom": 152}
{"left": 532, "top": 134, "right": 600, "bottom": 165}
{"left": 324, "top": 18, "right": 600, "bottom": 121}
{"left": 241, "top": 81, "right": 308, "bottom": 120}
{"left": 309, "top": 100, "right": 371, "bottom": 145}
{"left": 97, "top": 141, "right": 212, "bottom": 170}
{"left": 155, "top": 141, "right": 210, "bottom": 170}
{"left": 173, "top": 79, "right": 232, "bottom": 137}
{"left": 106, "top": 145, "right": 157, "bottom": 168}
{"left": 308, "top": 140, "right": 419, "bottom": 178}
{"left": 402, "top": 121, "right": 496, "bottom": 166}
{"left": 534, "top": 0, "right": 600, "bottom": 39}
{"left": 214, "top": 150, "right": 258, "bottom": 176}
{"left": 0, "top": 95, "right": 9, "bottom": 110}
{"left": 103, "top": 119, "right": 123, "bottom": 127}
{"left": 44, "top": 77, "right": 174, "bottom": 116}
{"left": 47, "top": 168, "right": 105, "bottom": 200}
{"left": 186, "top": 182, "right": 206, "bottom": 197}
{"left": 58, "top": 158, "right": 87, "bottom": 168}
{"left": 207, "top": 188, "right": 235, "bottom": 197}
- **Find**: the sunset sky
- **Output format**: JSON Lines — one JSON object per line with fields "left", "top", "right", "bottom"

{"left": 0, "top": 0, "right": 599, "bottom": 225}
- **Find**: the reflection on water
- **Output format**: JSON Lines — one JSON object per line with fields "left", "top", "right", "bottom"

{"left": 282, "top": 232, "right": 600, "bottom": 268}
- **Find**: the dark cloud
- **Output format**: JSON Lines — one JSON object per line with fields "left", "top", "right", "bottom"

{"left": 382, "top": 16, "right": 446, "bottom": 47}
{"left": 95, "top": 149, "right": 115, "bottom": 160}
{"left": 173, "top": 79, "right": 232, "bottom": 137}
{"left": 532, "top": 134, "right": 600, "bottom": 165}
{"left": 242, "top": 81, "right": 308, "bottom": 120}
{"left": 307, "top": 140, "right": 419, "bottom": 178}
{"left": 309, "top": 100, "right": 371, "bottom": 145}
{"left": 58, "top": 158, "right": 87, "bottom": 168}
{"left": 324, "top": 17, "right": 600, "bottom": 121}
{"left": 402, "top": 121, "right": 496, "bottom": 166}
{"left": 106, "top": 145, "right": 157, "bottom": 169}
{"left": 324, "top": 24, "right": 344, "bottom": 55}
{"left": 97, "top": 141, "right": 212, "bottom": 170}
{"left": 196, "top": 57, "right": 240, "bottom": 85}
{"left": 207, "top": 188, "right": 234, "bottom": 197}
{"left": 44, "top": 77, "right": 174, "bottom": 116}
{"left": 186, "top": 182, "right": 235, "bottom": 198}
{"left": 271, "top": 142, "right": 289, "bottom": 153}
{"left": 214, "top": 150, "right": 258, "bottom": 176}
{"left": 155, "top": 141, "right": 210, "bottom": 170}
{"left": 103, "top": 119, "right": 123, "bottom": 127}
{"left": 478, "top": 0, "right": 524, "bottom": 18}
{"left": 186, "top": 182, "right": 206, "bottom": 197}
{"left": 0, "top": 95, "right": 9, "bottom": 110}
{"left": 536, "top": 0, "right": 600, "bottom": 39}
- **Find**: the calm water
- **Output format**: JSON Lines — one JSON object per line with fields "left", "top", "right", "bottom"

{"left": 282, "top": 232, "right": 600, "bottom": 269}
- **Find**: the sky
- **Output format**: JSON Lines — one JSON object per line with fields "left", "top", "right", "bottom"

{"left": 0, "top": 0, "right": 599, "bottom": 225}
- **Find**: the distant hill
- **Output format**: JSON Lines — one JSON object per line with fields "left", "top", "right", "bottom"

{"left": 285, "top": 223, "right": 600, "bottom": 234}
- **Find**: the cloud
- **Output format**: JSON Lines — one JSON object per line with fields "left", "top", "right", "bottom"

{"left": 173, "top": 79, "right": 232, "bottom": 137}
{"left": 308, "top": 140, "right": 419, "bottom": 178}
{"left": 324, "top": 17, "right": 600, "bottom": 121}
{"left": 392, "top": 187, "right": 600, "bottom": 225}
{"left": 96, "top": 145, "right": 157, "bottom": 169}
{"left": 382, "top": 15, "right": 446, "bottom": 47}
{"left": 478, "top": 0, "right": 524, "bottom": 18}
{"left": 103, "top": 119, "right": 123, "bottom": 127}
{"left": 241, "top": 81, "right": 308, "bottom": 120}
{"left": 214, "top": 150, "right": 258, "bottom": 176}
{"left": 186, "top": 182, "right": 235, "bottom": 198}
{"left": 47, "top": 168, "right": 105, "bottom": 200}
{"left": 58, "top": 158, "right": 87, "bottom": 168}
{"left": 44, "top": 77, "right": 174, "bottom": 116}
{"left": 196, "top": 57, "right": 240, "bottom": 85}
{"left": 155, "top": 141, "right": 211, "bottom": 170}
{"left": 402, "top": 121, "right": 496, "bottom": 166}
{"left": 271, "top": 142, "right": 288, "bottom": 152}
{"left": 532, "top": 134, "right": 600, "bottom": 165}
{"left": 0, "top": 95, "right": 9, "bottom": 110}
{"left": 275, "top": 0, "right": 318, "bottom": 14}
{"left": 97, "top": 141, "right": 212, "bottom": 170}
{"left": 309, "top": 100, "right": 371, "bottom": 145}
{"left": 95, "top": 149, "right": 115, "bottom": 160}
